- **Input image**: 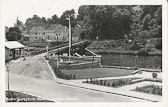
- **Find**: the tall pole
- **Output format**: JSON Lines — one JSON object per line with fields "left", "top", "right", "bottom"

{"left": 92, "top": 55, "right": 94, "bottom": 69}
{"left": 57, "top": 34, "right": 59, "bottom": 59}
{"left": 6, "top": 65, "right": 10, "bottom": 91}
{"left": 57, "top": 34, "right": 59, "bottom": 69}
{"left": 68, "top": 17, "right": 71, "bottom": 63}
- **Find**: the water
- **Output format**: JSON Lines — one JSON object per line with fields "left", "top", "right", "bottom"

{"left": 101, "top": 54, "right": 162, "bottom": 68}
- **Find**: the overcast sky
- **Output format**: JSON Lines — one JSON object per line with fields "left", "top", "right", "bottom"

{"left": 0, "top": 0, "right": 81, "bottom": 27}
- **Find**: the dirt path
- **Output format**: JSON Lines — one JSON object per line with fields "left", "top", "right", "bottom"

{"left": 6, "top": 56, "right": 54, "bottom": 80}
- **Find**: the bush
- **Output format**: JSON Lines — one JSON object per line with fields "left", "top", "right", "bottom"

{"left": 152, "top": 72, "right": 157, "bottom": 78}
{"left": 45, "top": 54, "right": 50, "bottom": 60}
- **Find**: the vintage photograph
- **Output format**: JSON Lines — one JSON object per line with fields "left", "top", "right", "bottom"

{"left": 1, "top": 0, "right": 166, "bottom": 103}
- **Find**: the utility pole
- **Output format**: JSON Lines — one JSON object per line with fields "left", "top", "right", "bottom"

{"left": 57, "top": 34, "right": 59, "bottom": 69}
{"left": 6, "top": 65, "right": 10, "bottom": 91}
{"left": 67, "top": 17, "right": 71, "bottom": 63}
{"left": 92, "top": 55, "right": 94, "bottom": 69}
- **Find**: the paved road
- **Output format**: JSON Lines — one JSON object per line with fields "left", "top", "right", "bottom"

{"left": 6, "top": 73, "right": 145, "bottom": 102}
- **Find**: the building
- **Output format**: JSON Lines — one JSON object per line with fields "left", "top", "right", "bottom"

{"left": 72, "top": 24, "right": 83, "bottom": 42}
{"left": 29, "top": 24, "right": 69, "bottom": 42}
{"left": 5, "top": 41, "right": 25, "bottom": 61}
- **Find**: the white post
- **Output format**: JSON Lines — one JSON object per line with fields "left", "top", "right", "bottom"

{"left": 68, "top": 17, "right": 71, "bottom": 63}
{"left": 46, "top": 46, "right": 49, "bottom": 55}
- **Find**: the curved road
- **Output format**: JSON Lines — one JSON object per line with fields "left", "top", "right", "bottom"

{"left": 6, "top": 73, "right": 145, "bottom": 102}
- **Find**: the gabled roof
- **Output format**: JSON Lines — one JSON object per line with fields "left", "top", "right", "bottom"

{"left": 27, "top": 24, "right": 50, "bottom": 31}
{"left": 54, "top": 26, "right": 68, "bottom": 33}
{"left": 5, "top": 41, "right": 25, "bottom": 49}
{"left": 46, "top": 24, "right": 61, "bottom": 30}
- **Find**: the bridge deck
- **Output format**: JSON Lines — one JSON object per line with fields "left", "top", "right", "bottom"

{"left": 49, "top": 41, "right": 89, "bottom": 54}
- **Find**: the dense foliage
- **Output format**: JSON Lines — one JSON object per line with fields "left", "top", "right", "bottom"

{"left": 77, "top": 5, "right": 162, "bottom": 40}
{"left": 25, "top": 9, "right": 77, "bottom": 28}
{"left": 6, "top": 27, "right": 22, "bottom": 41}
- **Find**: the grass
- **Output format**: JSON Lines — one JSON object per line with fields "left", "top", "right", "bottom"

{"left": 61, "top": 68, "right": 133, "bottom": 79}
{"left": 6, "top": 91, "right": 53, "bottom": 102}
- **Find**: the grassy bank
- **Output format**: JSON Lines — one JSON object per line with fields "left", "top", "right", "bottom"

{"left": 87, "top": 40, "right": 162, "bottom": 56}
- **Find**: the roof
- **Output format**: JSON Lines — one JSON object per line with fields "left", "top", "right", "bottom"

{"left": 5, "top": 41, "right": 25, "bottom": 49}
{"left": 54, "top": 26, "right": 68, "bottom": 33}
{"left": 26, "top": 24, "right": 50, "bottom": 31}
{"left": 46, "top": 24, "right": 61, "bottom": 30}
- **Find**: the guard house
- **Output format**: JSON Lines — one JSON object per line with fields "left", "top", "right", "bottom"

{"left": 5, "top": 41, "right": 25, "bottom": 61}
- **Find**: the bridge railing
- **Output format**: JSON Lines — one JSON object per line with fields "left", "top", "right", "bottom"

{"left": 31, "top": 40, "right": 90, "bottom": 56}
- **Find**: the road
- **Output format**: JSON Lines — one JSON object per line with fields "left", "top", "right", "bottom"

{"left": 6, "top": 72, "right": 145, "bottom": 102}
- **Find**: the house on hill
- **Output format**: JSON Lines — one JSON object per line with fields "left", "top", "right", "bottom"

{"left": 29, "top": 24, "right": 69, "bottom": 42}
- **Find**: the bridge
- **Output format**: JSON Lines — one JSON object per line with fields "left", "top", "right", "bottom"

{"left": 48, "top": 40, "right": 90, "bottom": 56}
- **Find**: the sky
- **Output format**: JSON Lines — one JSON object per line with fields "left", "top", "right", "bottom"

{"left": 0, "top": 0, "right": 164, "bottom": 27}
{"left": 0, "top": 0, "right": 81, "bottom": 27}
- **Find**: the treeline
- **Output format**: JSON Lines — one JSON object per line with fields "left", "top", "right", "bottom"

{"left": 25, "top": 9, "right": 77, "bottom": 30}
{"left": 77, "top": 5, "right": 162, "bottom": 40}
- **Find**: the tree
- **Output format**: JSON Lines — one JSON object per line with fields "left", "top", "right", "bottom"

{"left": 51, "top": 14, "right": 59, "bottom": 24}
{"left": 137, "top": 30, "right": 151, "bottom": 46}
{"left": 6, "top": 27, "right": 22, "bottom": 41}
{"left": 47, "top": 18, "right": 52, "bottom": 23}
{"left": 41, "top": 17, "right": 47, "bottom": 23}
{"left": 77, "top": 5, "right": 133, "bottom": 39}
{"left": 59, "top": 9, "right": 76, "bottom": 27}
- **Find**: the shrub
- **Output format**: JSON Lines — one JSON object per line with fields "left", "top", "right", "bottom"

{"left": 73, "top": 75, "right": 76, "bottom": 79}
{"left": 107, "top": 83, "right": 110, "bottom": 87}
{"left": 152, "top": 72, "right": 157, "bottom": 78}
{"left": 112, "top": 83, "right": 115, "bottom": 87}
{"left": 100, "top": 80, "right": 103, "bottom": 85}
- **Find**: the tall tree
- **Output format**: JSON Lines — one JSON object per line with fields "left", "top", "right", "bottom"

{"left": 51, "top": 14, "right": 59, "bottom": 24}
{"left": 59, "top": 9, "right": 76, "bottom": 27}
{"left": 6, "top": 27, "right": 22, "bottom": 41}
{"left": 41, "top": 17, "right": 47, "bottom": 23}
